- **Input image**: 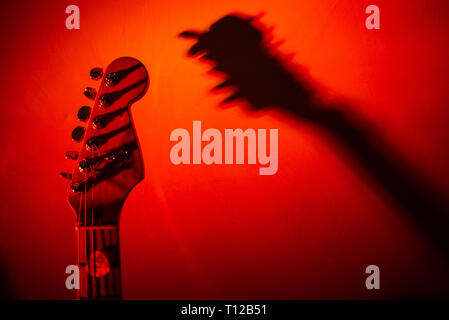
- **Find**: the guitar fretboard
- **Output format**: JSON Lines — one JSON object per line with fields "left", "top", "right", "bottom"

{"left": 76, "top": 225, "right": 121, "bottom": 299}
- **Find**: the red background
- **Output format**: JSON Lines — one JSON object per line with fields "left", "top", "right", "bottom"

{"left": 0, "top": 0, "right": 448, "bottom": 299}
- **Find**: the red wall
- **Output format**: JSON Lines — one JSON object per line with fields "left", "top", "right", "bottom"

{"left": 0, "top": 0, "right": 448, "bottom": 299}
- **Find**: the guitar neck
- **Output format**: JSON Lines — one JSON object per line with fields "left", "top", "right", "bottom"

{"left": 75, "top": 225, "right": 122, "bottom": 299}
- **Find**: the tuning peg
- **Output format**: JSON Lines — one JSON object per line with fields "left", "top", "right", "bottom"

{"left": 59, "top": 172, "right": 73, "bottom": 180}
{"left": 69, "top": 182, "right": 80, "bottom": 193}
{"left": 77, "top": 106, "right": 91, "bottom": 122}
{"left": 72, "top": 126, "right": 85, "bottom": 142}
{"left": 104, "top": 72, "right": 119, "bottom": 87}
{"left": 65, "top": 151, "right": 79, "bottom": 160}
{"left": 98, "top": 94, "right": 113, "bottom": 108}
{"left": 84, "top": 87, "right": 97, "bottom": 100}
{"left": 90, "top": 67, "right": 103, "bottom": 80}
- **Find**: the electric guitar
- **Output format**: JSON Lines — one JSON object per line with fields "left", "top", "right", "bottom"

{"left": 60, "top": 57, "right": 149, "bottom": 299}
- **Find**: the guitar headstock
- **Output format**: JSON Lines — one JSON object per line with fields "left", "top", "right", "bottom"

{"left": 61, "top": 57, "right": 149, "bottom": 226}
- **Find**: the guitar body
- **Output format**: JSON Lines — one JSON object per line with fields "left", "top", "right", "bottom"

{"left": 62, "top": 57, "right": 149, "bottom": 299}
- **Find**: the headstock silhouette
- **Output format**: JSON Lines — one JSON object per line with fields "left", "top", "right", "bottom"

{"left": 61, "top": 57, "right": 149, "bottom": 226}
{"left": 179, "top": 14, "right": 314, "bottom": 116}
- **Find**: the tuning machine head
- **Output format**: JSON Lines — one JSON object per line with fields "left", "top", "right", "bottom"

{"left": 98, "top": 94, "right": 113, "bottom": 108}
{"left": 77, "top": 106, "right": 91, "bottom": 122}
{"left": 85, "top": 137, "right": 97, "bottom": 150}
{"left": 72, "top": 126, "right": 85, "bottom": 142}
{"left": 65, "top": 150, "right": 79, "bottom": 160}
{"left": 105, "top": 72, "right": 119, "bottom": 87}
{"left": 84, "top": 87, "right": 97, "bottom": 100}
{"left": 90, "top": 67, "right": 103, "bottom": 80}
{"left": 69, "top": 182, "right": 81, "bottom": 193}
{"left": 78, "top": 158, "right": 95, "bottom": 173}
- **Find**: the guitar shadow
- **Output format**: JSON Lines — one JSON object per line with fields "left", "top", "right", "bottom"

{"left": 179, "top": 13, "right": 449, "bottom": 260}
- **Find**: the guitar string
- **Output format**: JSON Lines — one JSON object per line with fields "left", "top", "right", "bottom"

{"left": 77, "top": 179, "right": 83, "bottom": 299}
{"left": 91, "top": 145, "right": 95, "bottom": 299}
{"left": 95, "top": 146, "right": 104, "bottom": 297}
{"left": 91, "top": 145, "right": 98, "bottom": 298}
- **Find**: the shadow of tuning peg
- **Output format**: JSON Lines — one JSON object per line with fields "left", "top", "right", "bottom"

{"left": 90, "top": 67, "right": 103, "bottom": 80}
{"left": 59, "top": 172, "right": 72, "bottom": 180}
{"left": 77, "top": 106, "right": 91, "bottom": 122}
{"left": 72, "top": 126, "right": 85, "bottom": 142}
{"left": 84, "top": 87, "right": 97, "bottom": 100}
{"left": 65, "top": 151, "right": 79, "bottom": 160}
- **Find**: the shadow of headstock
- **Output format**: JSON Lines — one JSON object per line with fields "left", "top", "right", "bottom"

{"left": 180, "top": 14, "right": 314, "bottom": 116}
{"left": 179, "top": 14, "right": 449, "bottom": 261}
